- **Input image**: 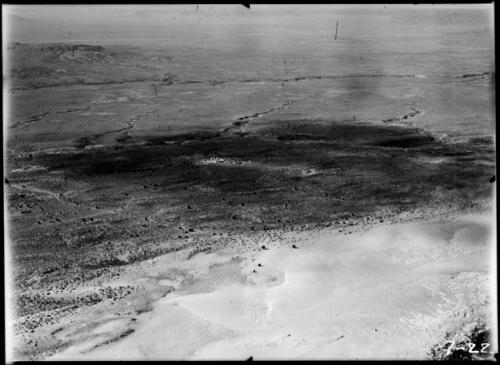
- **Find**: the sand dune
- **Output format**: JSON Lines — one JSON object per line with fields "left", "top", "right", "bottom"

{"left": 50, "top": 213, "right": 496, "bottom": 360}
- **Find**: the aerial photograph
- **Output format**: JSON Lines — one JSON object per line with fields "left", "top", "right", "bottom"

{"left": 3, "top": 4, "right": 497, "bottom": 361}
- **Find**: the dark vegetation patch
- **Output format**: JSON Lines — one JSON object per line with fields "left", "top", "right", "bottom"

{"left": 277, "top": 134, "right": 327, "bottom": 141}
{"left": 16, "top": 292, "right": 104, "bottom": 317}
{"left": 145, "top": 131, "right": 221, "bottom": 145}
{"left": 8, "top": 118, "right": 495, "bottom": 337}
{"left": 374, "top": 134, "right": 435, "bottom": 148}
{"left": 469, "top": 136, "right": 495, "bottom": 145}
{"left": 267, "top": 120, "right": 436, "bottom": 148}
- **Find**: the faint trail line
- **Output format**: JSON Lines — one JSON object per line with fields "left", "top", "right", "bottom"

{"left": 381, "top": 106, "right": 423, "bottom": 125}
{"left": 91, "top": 108, "right": 159, "bottom": 141}
{"left": 11, "top": 104, "right": 98, "bottom": 130}
{"left": 223, "top": 102, "right": 291, "bottom": 135}
{"left": 456, "top": 72, "right": 491, "bottom": 79}
{"left": 10, "top": 183, "right": 62, "bottom": 202}
{"left": 56, "top": 105, "right": 93, "bottom": 114}
{"left": 8, "top": 183, "right": 138, "bottom": 227}
{"left": 240, "top": 73, "right": 422, "bottom": 84}
{"left": 148, "top": 102, "right": 291, "bottom": 146}
{"left": 9, "top": 71, "right": 492, "bottom": 93}
{"left": 10, "top": 72, "right": 438, "bottom": 93}
{"left": 9, "top": 79, "right": 152, "bottom": 92}
{"left": 11, "top": 112, "right": 50, "bottom": 129}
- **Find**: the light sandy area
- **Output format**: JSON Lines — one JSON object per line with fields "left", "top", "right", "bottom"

{"left": 49, "top": 213, "right": 496, "bottom": 360}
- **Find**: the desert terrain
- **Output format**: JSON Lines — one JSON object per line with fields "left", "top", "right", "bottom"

{"left": 3, "top": 5, "right": 496, "bottom": 360}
